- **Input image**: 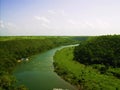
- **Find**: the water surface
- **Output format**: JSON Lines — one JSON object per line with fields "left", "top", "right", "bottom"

{"left": 14, "top": 45, "right": 77, "bottom": 90}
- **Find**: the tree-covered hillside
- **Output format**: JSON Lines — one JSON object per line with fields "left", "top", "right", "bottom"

{"left": 74, "top": 35, "right": 120, "bottom": 67}
{"left": 54, "top": 46, "right": 120, "bottom": 90}
{"left": 53, "top": 35, "right": 120, "bottom": 90}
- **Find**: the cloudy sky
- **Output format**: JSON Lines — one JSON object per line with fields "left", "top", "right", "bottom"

{"left": 0, "top": 0, "right": 120, "bottom": 36}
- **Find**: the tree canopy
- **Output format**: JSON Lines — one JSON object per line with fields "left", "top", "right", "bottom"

{"left": 74, "top": 35, "right": 120, "bottom": 67}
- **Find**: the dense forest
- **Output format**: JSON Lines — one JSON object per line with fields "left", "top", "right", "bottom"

{"left": 54, "top": 35, "right": 120, "bottom": 90}
{"left": 0, "top": 36, "right": 88, "bottom": 90}
{"left": 74, "top": 35, "right": 120, "bottom": 67}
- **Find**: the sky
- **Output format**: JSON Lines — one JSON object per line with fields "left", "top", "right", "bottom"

{"left": 0, "top": 0, "right": 120, "bottom": 36}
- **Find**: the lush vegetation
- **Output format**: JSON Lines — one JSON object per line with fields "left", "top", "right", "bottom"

{"left": 74, "top": 35, "right": 120, "bottom": 68}
{"left": 0, "top": 36, "right": 88, "bottom": 90}
{"left": 54, "top": 47, "right": 120, "bottom": 90}
{"left": 54, "top": 35, "right": 120, "bottom": 90}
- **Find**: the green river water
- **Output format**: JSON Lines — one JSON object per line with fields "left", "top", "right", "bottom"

{"left": 14, "top": 45, "right": 77, "bottom": 90}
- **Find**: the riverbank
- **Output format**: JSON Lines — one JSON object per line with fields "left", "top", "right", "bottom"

{"left": 53, "top": 47, "right": 120, "bottom": 90}
{"left": 14, "top": 45, "right": 77, "bottom": 90}
{"left": 0, "top": 36, "right": 82, "bottom": 90}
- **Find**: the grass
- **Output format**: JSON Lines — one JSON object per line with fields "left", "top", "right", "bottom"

{"left": 53, "top": 47, "right": 120, "bottom": 90}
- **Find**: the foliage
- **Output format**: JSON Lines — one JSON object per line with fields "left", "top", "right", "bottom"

{"left": 0, "top": 36, "right": 88, "bottom": 90}
{"left": 54, "top": 47, "right": 120, "bottom": 90}
{"left": 74, "top": 35, "right": 120, "bottom": 67}
{"left": 0, "top": 72, "right": 16, "bottom": 90}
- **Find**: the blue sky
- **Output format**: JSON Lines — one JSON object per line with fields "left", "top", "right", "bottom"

{"left": 0, "top": 0, "right": 120, "bottom": 36}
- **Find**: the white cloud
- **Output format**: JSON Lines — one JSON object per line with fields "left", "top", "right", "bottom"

{"left": 34, "top": 16, "right": 41, "bottom": 20}
{"left": 68, "top": 19, "right": 76, "bottom": 25}
{"left": 66, "top": 18, "right": 111, "bottom": 33}
{"left": 48, "top": 9, "right": 67, "bottom": 17}
{"left": 48, "top": 10, "right": 56, "bottom": 14}
{"left": 85, "top": 21, "right": 95, "bottom": 29}
{"left": 0, "top": 21, "right": 21, "bottom": 36}
{"left": 59, "top": 10, "right": 66, "bottom": 16}
{"left": 0, "top": 21, "right": 17, "bottom": 29}
{"left": 95, "top": 19, "right": 110, "bottom": 28}
{"left": 0, "top": 20, "right": 5, "bottom": 28}
{"left": 34, "top": 16, "right": 50, "bottom": 23}
{"left": 41, "top": 23, "right": 49, "bottom": 28}
{"left": 7, "top": 22, "right": 17, "bottom": 28}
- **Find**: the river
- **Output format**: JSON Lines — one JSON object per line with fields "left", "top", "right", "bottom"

{"left": 14, "top": 45, "right": 78, "bottom": 90}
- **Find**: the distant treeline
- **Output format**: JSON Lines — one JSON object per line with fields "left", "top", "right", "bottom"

{"left": 0, "top": 36, "right": 89, "bottom": 41}
{"left": 74, "top": 35, "right": 120, "bottom": 67}
{"left": 0, "top": 36, "right": 88, "bottom": 90}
